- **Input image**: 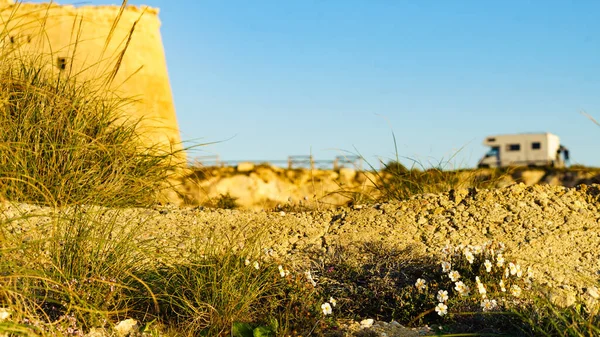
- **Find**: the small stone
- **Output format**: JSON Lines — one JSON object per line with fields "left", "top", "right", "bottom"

{"left": 114, "top": 318, "right": 138, "bottom": 337}
{"left": 360, "top": 318, "right": 374, "bottom": 329}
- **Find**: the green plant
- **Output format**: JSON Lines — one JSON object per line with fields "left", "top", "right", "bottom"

{"left": 213, "top": 193, "right": 239, "bottom": 209}
{"left": 335, "top": 131, "right": 510, "bottom": 206}
{"left": 0, "top": 1, "right": 187, "bottom": 208}
{"left": 132, "top": 224, "right": 323, "bottom": 336}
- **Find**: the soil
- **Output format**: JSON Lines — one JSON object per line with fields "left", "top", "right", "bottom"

{"left": 2, "top": 182, "right": 600, "bottom": 336}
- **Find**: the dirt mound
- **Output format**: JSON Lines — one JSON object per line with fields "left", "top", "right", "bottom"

{"left": 3, "top": 183, "right": 599, "bottom": 307}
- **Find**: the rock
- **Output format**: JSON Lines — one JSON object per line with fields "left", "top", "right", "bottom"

{"left": 360, "top": 319, "right": 374, "bottom": 329}
{"left": 114, "top": 319, "right": 139, "bottom": 337}
{"left": 237, "top": 162, "right": 255, "bottom": 173}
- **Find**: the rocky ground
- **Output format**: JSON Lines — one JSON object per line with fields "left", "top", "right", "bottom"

{"left": 2, "top": 183, "right": 600, "bottom": 336}
{"left": 178, "top": 164, "right": 600, "bottom": 210}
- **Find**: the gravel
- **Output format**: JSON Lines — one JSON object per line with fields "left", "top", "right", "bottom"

{"left": 2, "top": 182, "right": 599, "bottom": 336}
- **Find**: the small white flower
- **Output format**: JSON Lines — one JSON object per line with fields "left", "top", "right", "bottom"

{"left": 415, "top": 278, "right": 427, "bottom": 291}
{"left": 278, "top": 265, "right": 288, "bottom": 277}
{"left": 455, "top": 281, "right": 470, "bottom": 296}
{"left": 448, "top": 270, "right": 460, "bottom": 282}
{"left": 509, "top": 262, "right": 518, "bottom": 276}
{"left": 472, "top": 245, "right": 483, "bottom": 255}
{"left": 244, "top": 259, "right": 250, "bottom": 266}
{"left": 499, "top": 279, "right": 506, "bottom": 292}
{"left": 441, "top": 261, "right": 451, "bottom": 273}
{"left": 587, "top": 286, "right": 599, "bottom": 299}
{"left": 464, "top": 250, "right": 475, "bottom": 264}
{"left": 253, "top": 261, "right": 260, "bottom": 270}
{"left": 481, "top": 299, "right": 498, "bottom": 311}
{"left": 484, "top": 259, "right": 493, "bottom": 273}
{"left": 329, "top": 297, "right": 337, "bottom": 307}
{"left": 505, "top": 267, "right": 510, "bottom": 278}
{"left": 496, "top": 253, "right": 505, "bottom": 267}
{"left": 305, "top": 270, "right": 317, "bottom": 287}
{"left": 0, "top": 308, "right": 10, "bottom": 321}
{"left": 441, "top": 244, "right": 452, "bottom": 255}
{"left": 321, "top": 302, "right": 332, "bottom": 315}
{"left": 437, "top": 290, "right": 448, "bottom": 302}
{"left": 511, "top": 285, "right": 522, "bottom": 297}
{"left": 477, "top": 281, "right": 487, "bottom": 296}
{"left": 435, "top": 303, "right": 448, "bottom": 316}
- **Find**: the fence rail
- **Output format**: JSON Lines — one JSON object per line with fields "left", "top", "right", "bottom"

{"left": 191, "top": 155, "right": 363, "bottom": 170}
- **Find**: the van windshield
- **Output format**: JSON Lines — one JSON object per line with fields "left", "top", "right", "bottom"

{"left": 486, "top": 147, "right": 499, "bottom": 157}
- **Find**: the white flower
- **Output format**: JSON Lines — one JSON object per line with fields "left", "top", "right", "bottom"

{"left": 511, "top": 285, "right": 522, "bottom": 297}
{"left": 305, "top": 270, "right": 317, "bottom": 287}
{"left": 278, "top": 265, "right": 289, "bottom": 277}
{"left": 441, "top": 244, "right": 452, "bottom": 255}
{"left": 437, "top": 290, "right": 448, "bottom": 302}
{"left": 484, "top": 260, "right": 493, "bottom": 273}
{"left": 587, "top": 286, "right": 599, "bottom": 299}
{"left": 509, "top": 262, "right": 518, "bottom": 276}
{"left": 481, "top": 299, "right": 498, "bottom": 311}
{"left": 448, "top": 270, "right": 460, "bottom": 282}
{"left": 504, "top": 267, "right": 510, "bottom": 278}
{"left": 524, "top": 278, "right": 533, "bottom": 290}
{"left": 499, "top": 279, "right": 506, "bottom": 292}
{"left": 321, "top": 302, "right": 332, "bottom": 315}
{"left": 454, "top": 281, "right": 470, "bottom": 296}
{"left": 329, "top": 297, "right": 337, "bottom": 307}
{"left": 435, "top": 303, "right": 448, "bottom": 316}
{"left": 244, "top": 259, "right": 250, "bottom": 266}
{"left": 253, "top": 261, "right": 260, "bottom": 270}
{"left": 477, "top": 281, "right": 487, "bottom": 296}
{"left": 441, "top": 261, "right": 451, "bottom": 273}
{"left": 496, "top": 253, "right": 505, "bottom": 267}
{"left": 472, "top": 245, "right": 483, "bottom": 255}
{"left": 0, "top": 308, "right": 10, "bottom": 321}
{"left": 464, "top": 250, "right": 475, "bottom": 264}
{"left": 415, "top": 278, "right": 427, "bottom": 291}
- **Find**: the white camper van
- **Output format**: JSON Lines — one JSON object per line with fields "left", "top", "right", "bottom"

{"left": 477, "top": 133, "right": 569, "bottom": 168}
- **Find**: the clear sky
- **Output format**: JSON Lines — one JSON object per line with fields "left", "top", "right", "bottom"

{"left": 29, "top": 0, "right": 600, "bottom": 168}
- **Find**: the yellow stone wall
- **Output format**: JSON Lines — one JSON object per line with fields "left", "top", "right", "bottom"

{"left": 0, "top": 0, "right": 184, "bottom": 161}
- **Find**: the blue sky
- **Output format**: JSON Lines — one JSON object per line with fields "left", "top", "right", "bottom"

{"left": 30, "top": 1, "right": 600, "bottom": 167}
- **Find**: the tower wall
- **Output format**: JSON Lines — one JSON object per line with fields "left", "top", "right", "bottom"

{"left": 0, "top": 1, "right": 184, "bottom": 160}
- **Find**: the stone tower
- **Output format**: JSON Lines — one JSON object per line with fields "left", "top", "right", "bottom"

{"left": 0, "top": 1, "right": 184, "bottom": 161}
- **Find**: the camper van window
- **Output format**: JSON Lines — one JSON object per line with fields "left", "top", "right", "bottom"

{"left": 507, "top": 144, "right": 520, "bottom": 151}
{"left": 487, "top": 137, "right": 496, "bottom": 142}
{"left": 531, "top": 142, "right": 541, "bottom": 150}
{"left": 485, "top": 147, "right": 499, "bottom": 157}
